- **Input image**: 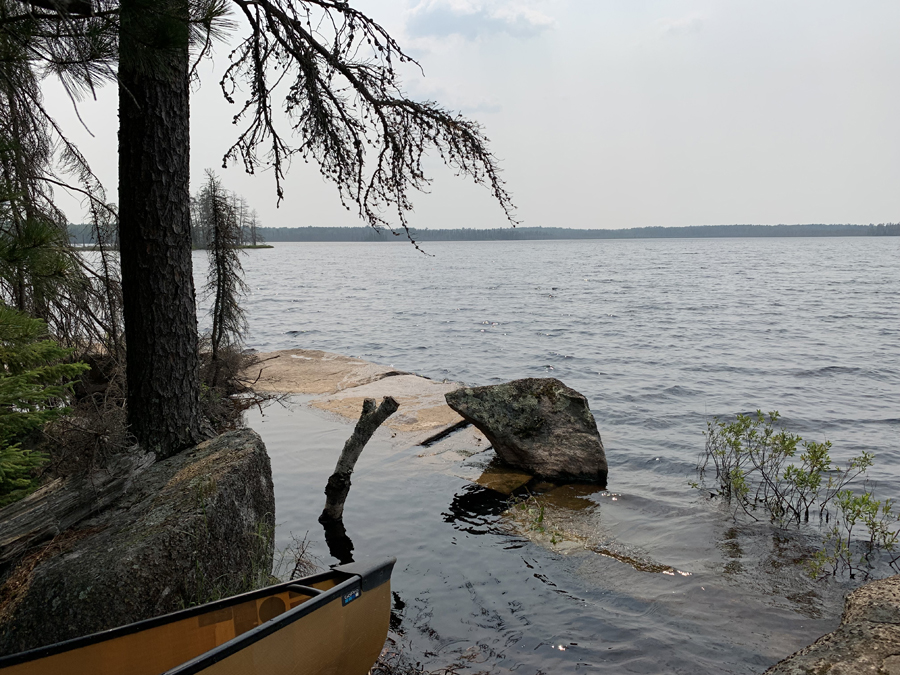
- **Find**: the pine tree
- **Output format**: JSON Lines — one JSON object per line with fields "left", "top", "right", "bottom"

{"left": 0, "top": 0, "right": 122, "bottom": 357}
{"left": 17, "top": 0, "right": 514, "bottom": 457}
{"left": 0, "top": 304, "right": 88, "bottom": 505}
{"left": 197, "top": 170, "right": 248, "bottom": 388}
{"left": 248, "top": 209, "right": 262, "bottom": 247}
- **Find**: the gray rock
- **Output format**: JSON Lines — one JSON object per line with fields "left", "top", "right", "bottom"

{"left": 445, "top": 378, "right": 607, "bottom": 483}
{"left": 0, "top": 429, "right": 275, "bottom": 655}
{"left": 764, "top": 575, "right": 900, "bottom": 674}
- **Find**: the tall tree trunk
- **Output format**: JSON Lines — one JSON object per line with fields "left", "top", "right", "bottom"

{"left": 118, "top": 0, "right": 203, "bottom": 458}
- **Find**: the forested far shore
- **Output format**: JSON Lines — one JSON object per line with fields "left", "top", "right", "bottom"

{"left": 66, "top": 222, "right": 899, "bottom": 245}
{"left": 241, "top": 223, "right": 900, "bottom": 242}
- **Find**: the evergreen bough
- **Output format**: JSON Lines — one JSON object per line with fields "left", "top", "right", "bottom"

{"left": 0, "top": 305, "right": 88, "bottom": 506}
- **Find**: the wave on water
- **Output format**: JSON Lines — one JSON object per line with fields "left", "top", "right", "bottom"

{"left": 794, "top": 365, "right": 864, "bottom": 377}
{"left": 206, "top": 237, "right": 900, "bottom": 674}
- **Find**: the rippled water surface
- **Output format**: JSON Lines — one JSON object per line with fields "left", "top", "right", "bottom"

{"left": 200, "top": 238, "right": 899, "bottom": 673}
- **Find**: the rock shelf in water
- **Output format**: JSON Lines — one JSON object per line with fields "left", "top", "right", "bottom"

{"left": 250, "top": 349, "right": 465, "bottom": 439}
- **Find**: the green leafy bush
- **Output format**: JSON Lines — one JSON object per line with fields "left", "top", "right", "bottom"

{"left": 696, "top": 411, "right": 899, "bottom": 578}
{"left": 0, "top": 305, "right": 88, "bottom": 505}
{"left": 810, "top": 489, "right": 900, "bottom": 578}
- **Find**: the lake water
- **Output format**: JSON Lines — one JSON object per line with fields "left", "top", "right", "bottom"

{"left": 197, "top": 237, "right": 899, "bottom": 673}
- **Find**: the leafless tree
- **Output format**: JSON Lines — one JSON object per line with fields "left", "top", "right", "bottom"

{"left": 196, "top": 169, "right": 248, "bottom": 387}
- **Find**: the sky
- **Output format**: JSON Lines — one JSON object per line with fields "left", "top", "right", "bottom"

{"left": 44, "top": 0, "right": 900, "bottom": 230}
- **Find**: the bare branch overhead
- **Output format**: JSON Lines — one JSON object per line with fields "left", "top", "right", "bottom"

{"left": 223, "top": 0, "right": 518, "bottom": 241}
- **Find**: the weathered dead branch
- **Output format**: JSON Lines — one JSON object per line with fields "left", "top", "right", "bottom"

{"left": 319, "top": 396, "right": 398, "bottom": 523}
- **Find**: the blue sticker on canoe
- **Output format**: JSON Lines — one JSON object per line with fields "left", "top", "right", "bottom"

{"left": 342, "top": 588, "right": 361, "bottom": 606}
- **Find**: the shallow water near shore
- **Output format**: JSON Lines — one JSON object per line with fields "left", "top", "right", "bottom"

{"left": 202, "top": 237, "right": 899, "bottom": 673}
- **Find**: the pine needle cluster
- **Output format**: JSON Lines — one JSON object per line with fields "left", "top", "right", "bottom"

{"left": 0, "top": 304, "right": 88, "bottom": 505}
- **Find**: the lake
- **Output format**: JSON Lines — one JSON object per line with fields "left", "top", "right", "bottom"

{"left": 196, "top": 237, "right": 899, "bottom": 673}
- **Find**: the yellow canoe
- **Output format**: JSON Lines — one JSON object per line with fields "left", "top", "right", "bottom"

{"left": 0, "top": 557, "right": 395, "bottom": 675}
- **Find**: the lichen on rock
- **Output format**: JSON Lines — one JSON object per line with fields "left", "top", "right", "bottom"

{"left": 445, "top": 378, "right": 608, "bottom": 483}
{"left": 764, "top": 574, "right": 900, "bottom": 674}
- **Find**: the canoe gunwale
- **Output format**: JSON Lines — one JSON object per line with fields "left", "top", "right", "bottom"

{"left": 283, "top": 583, "right": 324, "bottom": 596}
{"left": 332, "top": 558, "right": 395, "bottom": 592}
{"left": 0, "top": 556, "right": 396, "bottom": 673}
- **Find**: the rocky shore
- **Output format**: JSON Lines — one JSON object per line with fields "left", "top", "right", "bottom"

{"left": 0, "top": 346, "right": 894, "bottom": 672}
{"left": 764, "top": 575, "right": 900, "bottom": 674}
{"left": 0, "top": 430, "right": 274, "bottom": 654}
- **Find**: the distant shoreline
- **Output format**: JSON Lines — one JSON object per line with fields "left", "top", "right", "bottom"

{"left": 256, "top": 223, "right": 899, "bottom": 243}
{"left": 66, "top": 222, "right": 899, "bottom": 246}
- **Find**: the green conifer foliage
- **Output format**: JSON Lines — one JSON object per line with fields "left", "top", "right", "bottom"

{"left": 197, "top": 170, "right": 248, "bottom": 389}
{"left": 0, "top": 305, "right": 88, "bottom": 505}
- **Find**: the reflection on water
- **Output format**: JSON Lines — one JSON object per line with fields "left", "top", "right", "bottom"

{"left": 445, "top": 484, "right": 510, "bottom": 534}
{"left": 321, "top": 517, "right": 355, "bottom": 565}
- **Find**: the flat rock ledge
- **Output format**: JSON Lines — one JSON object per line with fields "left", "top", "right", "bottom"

{"left": 249, "top": 349, "right": 465, "bottom": 440}
{"left": 250, "top": 349, "right": 403, "bottom": 395}
{"left": 765, "top": 574, "right": 900, "bottom": 675}
{"left": 0, "top": 429, "right": 274, "bottom": 656}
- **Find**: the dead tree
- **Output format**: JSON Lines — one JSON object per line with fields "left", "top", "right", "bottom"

{"left": 320, "top": 396, "right": 398, "bottom": 524}
{"left": 197, "top": 170, "right": 248, "bottom": 388}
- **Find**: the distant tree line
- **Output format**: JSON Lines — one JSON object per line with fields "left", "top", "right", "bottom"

{"left": 67, "top": 174, "right": 266, "bottom": 249}
{"left": 256, "top": 223, "right": 899, "bottom": 242}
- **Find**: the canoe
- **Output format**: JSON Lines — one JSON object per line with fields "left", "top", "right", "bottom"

{"left": 0, "top": 557, "right": 394, "bottom": 675}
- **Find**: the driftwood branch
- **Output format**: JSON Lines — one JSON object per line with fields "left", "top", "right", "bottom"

{"left": 319, "top": 396, "right": 398, "bottom": 524}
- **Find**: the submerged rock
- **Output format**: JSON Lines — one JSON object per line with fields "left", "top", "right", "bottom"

{"left": 249, "top": 349, "right": 466, "bottom": 443}
{"left": 0, "top": 429, "right": 275, "bottom": 655}
{"left": 445, "top": 378, "right": 607, "bottom": 483}
{"left": 474, "top": 462, "right": 533, "bottom": 495}
{"left": 764, "top": 574, "right": 900, "bottom": 674}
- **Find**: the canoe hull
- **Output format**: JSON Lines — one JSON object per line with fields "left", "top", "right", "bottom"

{"left": 0, "top": 558, "right": 394, "bottom": 675}
{"left": 193, "top": 580, "right": 390, "bottom": 675}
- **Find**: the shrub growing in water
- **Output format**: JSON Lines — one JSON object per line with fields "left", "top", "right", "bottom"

{"left": 0, "top": 305, "right": 88, "bottom": 505}
{"left": 695, "top": 410, "right": 899, "bottom": 578}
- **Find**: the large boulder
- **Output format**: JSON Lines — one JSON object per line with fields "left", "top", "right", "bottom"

{"left": 445, "top": 378, "right": 607, "bottom": 483}
{"left": 0, "top": 429, "right": 275, "bottom": 655}
{"left": 764, "top": 574, "right": 900, "bottom": 674}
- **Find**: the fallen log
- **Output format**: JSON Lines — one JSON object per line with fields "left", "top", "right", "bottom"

{"left": 0, "top": 449, "right": 155, "bottom": 569}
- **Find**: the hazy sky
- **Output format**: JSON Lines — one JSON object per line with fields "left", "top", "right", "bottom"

{"left": 45, "top": 1, "right": 900, "bottom": 230}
